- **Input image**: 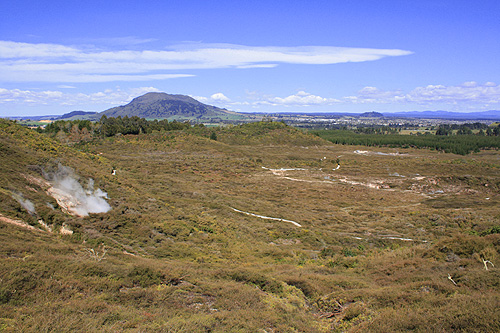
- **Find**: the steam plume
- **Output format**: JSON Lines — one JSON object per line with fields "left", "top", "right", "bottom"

{"left": 11, "top": 192, "right": 36, "bottom": 215}
{"left": 45, "top": 165, "right": 111, "bottom": 216}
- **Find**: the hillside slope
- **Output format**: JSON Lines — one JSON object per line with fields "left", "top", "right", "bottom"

{"left": 1, "top": 119, "right": 500, "bottom": 331}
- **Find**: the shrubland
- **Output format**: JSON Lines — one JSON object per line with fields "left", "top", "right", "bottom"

{"left": 1, "top": 118, "right": 500, "bottom": 331}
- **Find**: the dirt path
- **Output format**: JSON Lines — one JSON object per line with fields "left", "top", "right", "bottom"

{"left": 262, "top": 166, "right": 336, "bottom": 184}
{"left": 339, "top": 232, "right": 428, "bottom": 243}
{"left": 230, "top": 207, "right": 302, "bottom": 227}
{"left": 354, "top": 150, "right": 407, "bottom": 156}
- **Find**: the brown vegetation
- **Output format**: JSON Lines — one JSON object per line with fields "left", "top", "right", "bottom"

{"left": 1, "top": 119, "right": 499, "bottom": 331}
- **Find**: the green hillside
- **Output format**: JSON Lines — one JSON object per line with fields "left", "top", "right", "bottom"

{"left": 1, "top": 118, "right": 500, "bottom": 331}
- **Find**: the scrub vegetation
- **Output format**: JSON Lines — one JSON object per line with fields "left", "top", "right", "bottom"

{"left": 1, "top": 118, "right": 500, "bottom": 332}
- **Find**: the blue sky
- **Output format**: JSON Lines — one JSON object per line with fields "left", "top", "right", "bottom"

{"left": 1, "top": 0, "right": 500, "bottom": 116}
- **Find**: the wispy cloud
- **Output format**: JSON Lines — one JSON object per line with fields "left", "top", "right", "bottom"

{"left": 0, "top": 87, "right": 160, "bottom": 106}
{"left": 236, "top": 82, "right": 500, "bottom": 109}
{"left": 346, "top": 81, "right": 500, "bottom": 106}
{"left": 406, "top": 81, "right": 500, "bottom": 105}
{"left": 84, "top": 36, "right": 158, "bottom": 46}
{"left": 3, "top": 82, "right": 497, "bottom": 112}
{"left": 0, "top": 40, "right": 412, "bottom": 83}
{"left": 255, "top": 91, "right": 340, "bottom": 106}
{"left": 191, "top": 93, "right": 231, "bottom": 106}
{"left": 209, "top": 92, "right": 231, "bottom": 102}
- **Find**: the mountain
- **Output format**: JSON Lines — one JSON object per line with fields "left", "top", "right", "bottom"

{"left": 100, "top": 92, "right": 240, "bottom": 119}
{"left": 360, "top": 111, "right": 384, "bottom": 118}
{"left": 7, "top": 115, "right": 60, "bottom": 121}
{"left": 54, "top": 92, "right": 247, "bottom": 121}
{"left": 58, "top": 111, "right": 98, "bottom": 120}
{"left": 384, "top": 110, "right": 500, "bottom": 120}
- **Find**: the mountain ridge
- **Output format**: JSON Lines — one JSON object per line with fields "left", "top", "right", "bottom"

{"left": 100, "top": 92, "right": 238, "bottom": 119}
{"left": 11, "top": 92, "right": 500, "bottom": 121}
{"left": 383, "top": 110, "right": 500, "bottom": 120}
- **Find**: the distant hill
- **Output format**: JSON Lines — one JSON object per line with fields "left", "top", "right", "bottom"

{"left": 53, "top": 92, "right": 248, "bottom": 121}
{"left": 7, "top": 115, "right": 60, "bottom": 121}
{"left": 256, "top": 110, "right": 500, "bottom": 121}
{"left": 384, "top": 110, "right": 500, "bottom": 120}
{"left": 99, "top": 92, "right": 241, "bottom": 120}
{"left": 360, "top": 111, "right": 384, "bottom": 118}
{"left": 43, "top": 95, "right": 500, "bottom": 122}
{"left": 58, "top": 111, "right": 98, "bottom": 120}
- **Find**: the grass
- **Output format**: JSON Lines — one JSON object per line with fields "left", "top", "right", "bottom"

{"left": 1, "top": 118, "right": 500, "bottom": 331}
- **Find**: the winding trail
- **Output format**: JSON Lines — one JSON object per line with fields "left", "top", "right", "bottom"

{"left": 230, "top": 207, "right": 302, "bottom": 227}
{"left": 339, "top": 232, "right": 428, "bottom": 243}
{"left": 354, "top": 150, "right": 407, "bottom": 156}
{"left": 281, "top": 176, "right": 335, "bottom": 184}
{"left": 336, "top": 177, "right": 392, "bottom": 190}
{"left": 262, "top": 166, "right": 335, "bottom": 184}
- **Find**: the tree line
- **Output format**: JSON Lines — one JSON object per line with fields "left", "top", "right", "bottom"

{"left": 40, "top": 116, "right": 192, "bottom": 138}
{"left": 435, "top": 123, "right": 499, "bottom": 136}
{"left": 311, "top": 124, "right": 500, "bottom": 155}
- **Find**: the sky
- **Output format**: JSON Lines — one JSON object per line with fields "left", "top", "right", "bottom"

{"left": 1, "top": 0, "right": 500, "bottom": 117}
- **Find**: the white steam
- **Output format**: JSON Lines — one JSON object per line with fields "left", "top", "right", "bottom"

{"left": 45, "top": 165, "right": 111, "bottom": 217}
{"left": 11, "top": 192, "right": 36, "bottom": 215}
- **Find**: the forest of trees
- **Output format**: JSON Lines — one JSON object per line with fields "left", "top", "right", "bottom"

{"left": 40, "top": 116, "right": 192, "bottom": 139}
{"left": 435, "top": 123, "right": 499, "bottom": 136}
{"left": 312, "top": 123, "right": 500, "bottom": 155}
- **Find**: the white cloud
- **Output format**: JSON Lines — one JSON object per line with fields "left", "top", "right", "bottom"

{"left": 129, "top": 86, "right": 161, "bottom": 96}
{"left": 406, "top": 82, "right": 500, "bottom": 104}
{"left": 0, "top": 88, "right": 63, "bottom": 104}
{"left": 346, "top": 82, "right": 500, "bottom": 106}
{"left": 191, "top": 95, "right": 209, "bottom": 103}
{"left": 3, "top": 81, "right": 497, "bottom": 113}
{"left": 0, "top": 87, "right": 160, "bottom": 107}
{"left": 345, "top": 87, "right": 404, "bottom": 104}
{"left": 87, "top": 36, "right": 158, "bottom": 46}
{"left": 210, "top": 93, "right": 230, "bottom": 102}
{"left": 246, "top": 82, "right": 500, "bottom": 110}
{"left": 0, "top": 41, "right": 79, "bottom": 58}
{"left": 255, "top": 91, "right": 340, "bottom": 107}
{"left": 0, "top": 40, "right": 412, "bottom": 83}
{"left": 190, "top": 92, "right": 231, "bottom": 106}
{"left": 236, "top": 64, "right": 278, "bottom": 69}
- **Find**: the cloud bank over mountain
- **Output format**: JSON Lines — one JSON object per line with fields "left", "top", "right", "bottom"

{"left": 2, "top": 81, "right": 500, "bottom": 115}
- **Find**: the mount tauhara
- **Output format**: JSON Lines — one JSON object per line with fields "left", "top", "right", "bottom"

{"left": 57, "top": 92, "right": 244, "bottom": 121}
{"left": 101, "top": 92, "right": 237, "bottom": 119}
